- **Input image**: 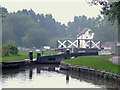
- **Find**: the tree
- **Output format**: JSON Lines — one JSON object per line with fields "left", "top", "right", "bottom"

{"left": 1, "top": 7, "right": 8, "bottom": 14}
{"left": 2, "top": 13, "right": 39, "bottom": 46}
{"left": 2, "top": 7, "right": 68, "bottom": 48}
{"left": 22, "top": 28, "right": 50, "bottom": 48}
{"left": 67, "top": 15, "right": 92, "bottom": 38}
{"left": 90, "top": 0, "right": 120, "bottom": 42}
{"left": 90, "top": 15, "right": 118, "bottom": 42}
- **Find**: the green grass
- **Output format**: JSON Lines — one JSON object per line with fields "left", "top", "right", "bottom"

{"left": 2, "top": 51, "right": 59, "bottom": 62}
{"left": 63, "top": 55, "right": 120, "bottom": 74}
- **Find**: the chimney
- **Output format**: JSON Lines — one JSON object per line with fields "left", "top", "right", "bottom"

{"left": 78, "top": 26, "right": 80, "bottom": 35}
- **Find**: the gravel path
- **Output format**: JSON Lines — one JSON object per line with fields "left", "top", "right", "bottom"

{"left": 109, "top": 56, "right": 120, "bottom": 65}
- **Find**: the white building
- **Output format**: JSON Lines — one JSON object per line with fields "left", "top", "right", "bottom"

{"left": 77, "top": 28, "right": 94, "bottom": 48}
{"left": 57, "top": 28, "right": 98, "bottom": 49}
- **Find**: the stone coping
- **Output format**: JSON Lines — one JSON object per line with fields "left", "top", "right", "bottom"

{"left": 60, "top": 61, "right": 120, "bottom": 80}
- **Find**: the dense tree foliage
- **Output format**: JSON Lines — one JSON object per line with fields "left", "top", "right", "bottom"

{"left": 2, "top": 13, "right": 39, "bottom": 46}
{"left": 17, "top": 9, "right": 67, "bottom": 38}
{"left": 90, "top": 15, "right": 118, "bottom": 42}
{"left": 67, "top": 15, "right": 117, "bottom": 42}
{"left": 90, "top": 0, "right": 120, "bottom": 42}
{"left": 1, "top": 7, "right": 67, "bottom": 48}
{"left": 1, "top": 7, "right": 118, "bottom": 48}
{"left": 22, "top": 28, "right": 50, "bottom": 48}
{"left": 67, "top": 15, "right": 92, "bottom": 38}
{"left": 101, "top": 1, "right": 120, "bottom": 42}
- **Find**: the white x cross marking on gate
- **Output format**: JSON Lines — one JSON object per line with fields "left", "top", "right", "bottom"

{"left": 68, "top": 40, "right": 78, "bottom": 48}
{"left": 58, "top": 40, "right": 66, "bottom": 48}
{"left": 91, "top": 41, "right": 100, "bottom": 49}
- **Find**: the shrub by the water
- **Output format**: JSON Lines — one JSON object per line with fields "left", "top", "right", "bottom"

{"left": 2, "top": 44, "right": 18, "bottom": 57}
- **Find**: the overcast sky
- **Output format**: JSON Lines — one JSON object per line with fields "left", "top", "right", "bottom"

{"left": 1, "top": 0, "right": 102, "bottom": 25}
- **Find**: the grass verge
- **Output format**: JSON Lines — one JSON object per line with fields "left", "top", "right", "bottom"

{"left": 2, "top": 51, "right": 59, "bottom": 62}
{"left": 63, "top": 55, "right": 120, "bottom": 74}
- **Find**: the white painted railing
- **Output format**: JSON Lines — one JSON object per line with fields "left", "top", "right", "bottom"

{"left": 57, "top": 39, "right": 101, "bottom": 49}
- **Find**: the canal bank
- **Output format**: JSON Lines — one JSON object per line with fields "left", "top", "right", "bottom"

{"left": 59, "top": 55, "right": 120, "bottom": 82}
{"left": 2, "top": 64, "right": 120, "bottom": 88}
{"left": 2, "top": 50, "right": 120, "bottom": 82}
{"left": 1, "top": 51, "right": 98, "bottom": 69}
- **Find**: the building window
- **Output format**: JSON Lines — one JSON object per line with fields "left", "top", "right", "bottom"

{"left": 89, "top": 31, "right": 92, "bottom": 36}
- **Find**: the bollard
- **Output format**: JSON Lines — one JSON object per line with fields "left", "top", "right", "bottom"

{"left": 42, "top": 50, "right": 44, "bottom": 56}
{"left": 66, "top": 75, "right": 69, "bottom": 84}
{"left": 29, "top": 69, "right": 33, "bottom": 79}
{"left": 37, "top": 53, "right": 41, "bottom": 61}
{"left": 66, "top": 49, "right": 70, "bottom": 59}
{"left": 37, "top": 68, "right": 41, "bottom": 74}
{"left": 29, "top": 51, "right": 33, "bottom": 61}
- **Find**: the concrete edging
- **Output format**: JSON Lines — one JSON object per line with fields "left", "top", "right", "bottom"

{"left": 59, "top": 61, "right": 120, "bottom": 81}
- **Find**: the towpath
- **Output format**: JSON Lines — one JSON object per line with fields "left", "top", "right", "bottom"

{"left": 109, "top": 56, "right": 120, "bottom": 65}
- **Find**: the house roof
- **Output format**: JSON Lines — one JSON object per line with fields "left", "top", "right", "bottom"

{"left": 77, "top": 28, "right": 90, "bottom": 38}
{"left": 80, "top": 28, "right": 89, "bottom": 35}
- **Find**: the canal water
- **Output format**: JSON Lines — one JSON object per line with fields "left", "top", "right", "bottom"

{"left": 1, "top": 64, "right": 119, "bottom": 89}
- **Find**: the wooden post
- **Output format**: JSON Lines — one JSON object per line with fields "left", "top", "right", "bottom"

{"left": 57, "top": 40, "right": 59, "bottom": 48}
{"left": 78, "top": 39, "right": 80, "bottom": 48}
{"left": 100, "top": 41, "right": 101, "bottom": 49}
{"left": 86, "top": 46, "right": 89, "bottom": 53}
{"left": 66, "top": 40, "right": 68, "bottom": 48}
{"left": 66, "top": 49, "right": 70, "bottom": 59}
{"left": 66, "top": 75, "right": 69, "bottom": 84}
{"left": 90, "top": 40, "right": 92, "bottom": 49}
{"left": 37, "top": 53, "right": 41, "bottom": 61}
{"left": 29, "top": 69, "right": 33, "bottom": 79}
{"left": 37, "top": 68, "right": 41, "bottom": 74}
{"left": 29, "top": 51, "right": 33, "bottom": 61}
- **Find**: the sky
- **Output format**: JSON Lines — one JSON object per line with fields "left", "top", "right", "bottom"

{"left": 1, "top": 0, "right": 102, "bottom": 25}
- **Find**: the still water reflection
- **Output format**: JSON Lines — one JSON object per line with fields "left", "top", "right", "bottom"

{"left": 1, "top": 64, "right": 119, "bottom": 88}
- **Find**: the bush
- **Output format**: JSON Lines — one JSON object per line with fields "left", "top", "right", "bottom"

{"left": 2, "top": 44, "right": 18, "bottom": 57}
{"left": 104, "top": 74, "right": 108, "bottom": 78}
